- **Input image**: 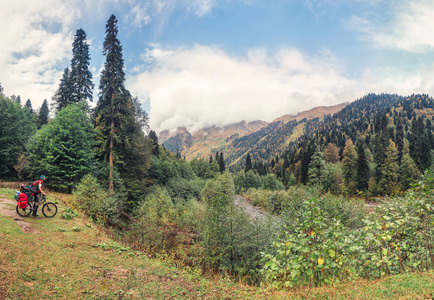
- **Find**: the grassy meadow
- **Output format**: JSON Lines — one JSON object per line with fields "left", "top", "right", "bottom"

{"left": 0, "top": 188, "right": 433, "bottom": 299}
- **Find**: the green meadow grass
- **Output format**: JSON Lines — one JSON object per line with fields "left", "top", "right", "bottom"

{"left": 0, "top": 189, "right": 433, "bottom": 299}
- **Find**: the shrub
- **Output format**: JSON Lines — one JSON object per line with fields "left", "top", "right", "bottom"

{"left": 72, "top": 174, "right": 123, "bottom": 226}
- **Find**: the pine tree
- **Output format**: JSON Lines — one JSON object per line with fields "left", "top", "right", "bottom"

{"left": 95, "top": 14, "right": 129, "bottom": 191}
{"left": 70, "top": 28, "right": 94, "bottom": 104}
{"left": 148, "top": 130, "right": 160, "bottom": 156}
{"left": 219, "top": 152, "right": 225, "bottom": 173}
{"left": 37, "top": 99, "right": 49, "bottom": 128}
{"left": 15, "top": 95, "right": 21, "bottom": 105}
{"left": 245, "top": 153, "right": 252, "bottom": 173}
{"left": 95, "top": 15, "right": 150, "bottom": 201}
{"left": 0, "top": 82, "right": 3, "bottom": 96}
{"left": 25, "top": 99, "right": 33, "bottom": 113}
{"left": 356, "top": 144, "right": 369, "bottom": 191}
{"left": 53, "top": 68, "right": 74, "bottom": 112}
{"left": 395, "top": 113, "right": 404, "bottom": 164}
{"left": 307, "top": 147, "right": 325, "bottom": 186}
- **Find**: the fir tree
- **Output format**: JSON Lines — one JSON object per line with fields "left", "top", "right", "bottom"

{"left": 219, "top": 152, "right": 225, "bottom": 173}
{"left": 53, "top": 68, "right": 74, "bottom": 112}
{"left": 395, "top": 113, "right": 404, "bottom": 164}
{"left": 70, "top": 28, "right": 94, "bottom": 104}
{"left": 356, "top": 144, "right": 369, "bottom": 191}
{"left": 25, "top": 99, "right": 33, "bottom": 113}
{"left": 307, "top": 147, "right": 325, "bottom": 186}
{"left": 148, "top": 130, "right": 160, "bottom": 156}
{"left": 37, "top": 99, "right": 49, "bottom": 128}
{"left": 245, "top": 153, "right": 252, "bottom": 173}
{"left": 95, "top": 14, "right": 130, "bottom": 191}
{"left": 95, "top": 15, "right": 150, "bottom": 200}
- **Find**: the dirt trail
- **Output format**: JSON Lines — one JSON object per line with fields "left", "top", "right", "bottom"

{"left": 0, "top": 195, "right": 39, "bottom": 234}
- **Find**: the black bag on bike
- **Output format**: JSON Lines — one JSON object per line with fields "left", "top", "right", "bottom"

{"left": 20, "top": 184, "right": 32, "bottom": 196}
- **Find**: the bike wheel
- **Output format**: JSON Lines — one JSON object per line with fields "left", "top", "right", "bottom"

{"left": 16, "top": 203, "right": 33, "bottom": 217}
{"left": 42, "top": 202, "right": 57, "bottom": 218}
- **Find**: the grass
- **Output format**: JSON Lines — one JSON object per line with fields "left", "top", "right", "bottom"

{"left": 0, "top": 188, "right": 433, "bottom": 299}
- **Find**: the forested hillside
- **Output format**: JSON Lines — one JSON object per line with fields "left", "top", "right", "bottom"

{"left": 245, "top": 93, "right": 434, "bottom": 196}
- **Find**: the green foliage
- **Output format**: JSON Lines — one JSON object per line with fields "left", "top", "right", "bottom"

{"left": 72, "top": 174, "right": 123, "bottom": 226}
{"left": 37, "top": 99, "right": 49, "bottom": 129}
{"left": 200, "top": 172, "right": 279, "bottom": 281}
{"left": 70, "top": 28, "right": 94, "bottom": 104}
{"left": 262, "top": 198, "right": 361, "bottom": 288}
{"left": 61, "top": 207, "right": 78, "bottom": 220}
{"left": 0, "top": 96, "right": 36, "bottom": 179}
{"left": 262, "top": 170, "right": 434, "bottom": 288}
{"left": 27, "top": 103, "right": 95, "bottom": 192}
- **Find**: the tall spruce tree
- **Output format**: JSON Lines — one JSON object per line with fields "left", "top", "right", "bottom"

{"left": 245, "top": 153, "right": 252, "bottom": 173}
{"left": 37, "top": 99, "right": 49, "bottom": 128}
{"left": 148, "top": 130, "right": 160, "bottom": 157}
{"left": 25, "top": 99, "right": 33, "bottom": 113}
{"left": 95, "top": 15, "right": 150, "bottom": 202}
{"left": 53, "top": 68, "right": 74, "bottom": 112}
{"left": 395, "top": 113, "right": 404, "bottom": 164}
{"left": 356, "top": 144, "right": 369, "bottom": 191}
{"left": 70, "top": 28, "right": 94, "bottom": 104}
{"left": 95, "top": 14, "right": 128, "bottom": 191}
{"left": 219, "top": 152, "right": 225, "bottom": 173}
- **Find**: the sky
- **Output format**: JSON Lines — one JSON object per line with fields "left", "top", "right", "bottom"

{"left": 1, "top": 0, "right": 434, "bottom": 134}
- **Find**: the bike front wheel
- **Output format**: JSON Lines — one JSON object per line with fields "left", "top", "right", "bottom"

{"left": 16, "top": 203, "right": 33, "bottom": 217}
{"left": 42, "top": 202, "right": 57, "bottom": 218}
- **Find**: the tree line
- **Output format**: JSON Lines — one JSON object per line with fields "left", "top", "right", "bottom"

{"left": 0, "top": 15, "right": 150, "bottom": 210}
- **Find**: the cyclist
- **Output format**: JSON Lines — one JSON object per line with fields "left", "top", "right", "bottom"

{"left": 31, "top": 175, "right": 47, "bottom": 219}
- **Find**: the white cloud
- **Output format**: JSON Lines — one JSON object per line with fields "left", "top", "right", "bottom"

{"left": 349, "top": 1, "right": 434, "bottom": 52}
{"left": 127, "top": 45, "right": 362, "bottom": 133}
{"left": 0, "top": 0, "right": 81, "bottom": 107}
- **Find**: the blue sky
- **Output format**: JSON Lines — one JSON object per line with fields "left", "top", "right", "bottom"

{"left": 1, "top": 0, "right": 434, "bottom": 133}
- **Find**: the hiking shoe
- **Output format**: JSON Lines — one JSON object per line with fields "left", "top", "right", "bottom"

{"left": 33, "top": 216, "right": 40, "bottom": 220}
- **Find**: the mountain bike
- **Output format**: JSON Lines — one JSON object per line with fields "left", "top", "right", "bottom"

{"left": 16, "top": 194, "right": 58, "bottom": 218}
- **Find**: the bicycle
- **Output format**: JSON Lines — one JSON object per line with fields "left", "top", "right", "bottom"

{"left": 16, "top": 194, "right": 58, "bottom": 218}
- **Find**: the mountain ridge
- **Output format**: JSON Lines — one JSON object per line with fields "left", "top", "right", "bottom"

{"left": 159, "top": 102, "right": 349, "bottom": 161}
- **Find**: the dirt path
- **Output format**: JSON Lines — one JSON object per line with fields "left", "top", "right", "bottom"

{"left": 0, "top": 195, "right": 39, "bottom": 234}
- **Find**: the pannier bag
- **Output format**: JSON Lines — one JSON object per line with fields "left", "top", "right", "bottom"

{"left": 18, "top": 193, "right": 28, "bottom": 209}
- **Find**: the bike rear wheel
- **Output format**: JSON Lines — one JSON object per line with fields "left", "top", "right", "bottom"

{"left": 42, "top": 202, "right": 57, "bottom": 218}
{"left": 16, "top": 203, "right": 33, "bottom": 217}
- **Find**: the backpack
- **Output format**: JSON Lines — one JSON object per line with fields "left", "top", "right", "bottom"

{"left": 30, "top": 181, "right": 39, "bottom": 193}
{"left": 18, "top": 193, "right": 28, "bottom": 209}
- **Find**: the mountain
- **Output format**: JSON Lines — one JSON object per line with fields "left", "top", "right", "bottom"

{"left": 159, "top": 102, "right": 348, "bottom": 163}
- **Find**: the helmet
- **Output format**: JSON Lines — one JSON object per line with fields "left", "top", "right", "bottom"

{"left": 40, "top": 175, "right": 46, "bottom": 180}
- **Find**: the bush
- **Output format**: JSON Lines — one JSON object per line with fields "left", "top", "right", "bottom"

{"left": 262, "top": 170, "right": 434, "bottom": 288}
{"left": 72, "top": 174, "right": 123, "bottom": 226}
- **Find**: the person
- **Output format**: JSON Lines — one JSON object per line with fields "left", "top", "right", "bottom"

{"left": 31, "top": 175, "right": 46, "bottom": 219}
